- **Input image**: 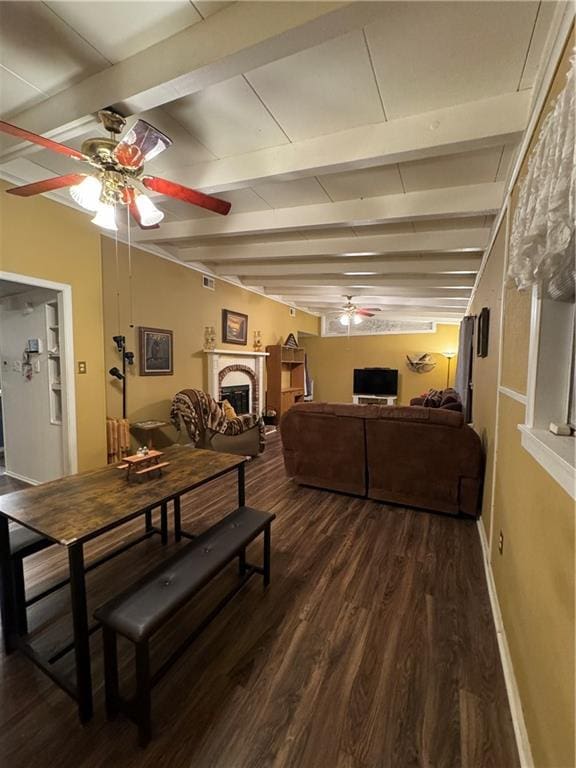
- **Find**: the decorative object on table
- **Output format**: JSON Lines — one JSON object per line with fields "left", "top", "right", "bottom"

{"left": 253, "top": 330, "right": 263, "bottom": 352}
{"left": 442, "top": 351, "right": 457, "bottom": 387}
{"left": 109, "top": 335, "right": 134, "bottom": 418}
{"left": 131, "top": 420, "right": 169, "bottom": 449}
{"left": 508, "top": 55, "right": 575, "bottom": 302}
{"left": 106, "top": 417, "right": 131, "bottom": 463}
{"left": 139, "top": 327, "right": 173, "bottom": 375}
{"left": 405, "top": 353, "right": 436, "bottom": 373}
{"left": 284, "top": 332, "right": 298, "bottom": 348}
{"left": 222, "top": 309, "right": 248, "bottom": 345}
{"left": 476, "top": 308, "right": 490, "bottom": 358}
{"left": 0, "top": 109, "right": 231, "bottom": 232}
{"left": 117, "top": 449, "right": 170, "bottom": 481}
{"left": 203, "top": 325, "right": 216, "bottom": 351}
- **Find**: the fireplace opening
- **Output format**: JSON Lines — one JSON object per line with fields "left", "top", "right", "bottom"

{"left": 221, "top": 384, "right": 250, "bottom": 415}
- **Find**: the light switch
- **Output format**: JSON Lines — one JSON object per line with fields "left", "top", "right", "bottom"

{"left": 33, "top": 359, "right": 41, "bottom": 373}
{"left": 78, "top": 361, "right": 87, "bottom": 374}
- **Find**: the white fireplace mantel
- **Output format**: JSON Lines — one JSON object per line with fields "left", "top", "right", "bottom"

{"left": 204, "top": 349, "right": 269, "bottom": 414}
{"left": 205, "top": 349, "right": 269, "bottom": 357}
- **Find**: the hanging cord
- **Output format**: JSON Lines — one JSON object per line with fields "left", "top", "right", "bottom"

{"left": 126, "top": 203, "right": 134, "bottom": 329}
{"left": 114, "top": 225, "right": 121, "bottom": 337}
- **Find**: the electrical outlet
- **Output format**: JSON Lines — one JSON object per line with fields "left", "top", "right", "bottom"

{"left": 33, "top": 359, "right": 41, "bottom": 374}
{"left": 498, "top": 530, "right": 504, "bottom": 555}
{"left": 78, "top": 361, "right": 87, "bottom": 374}
{"left": 12, "top": 360, "right": 22, "bottom": 373}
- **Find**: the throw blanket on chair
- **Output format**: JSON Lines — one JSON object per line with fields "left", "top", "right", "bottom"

{"left": 170, "top": 389, "right": 265, "bottom": 452}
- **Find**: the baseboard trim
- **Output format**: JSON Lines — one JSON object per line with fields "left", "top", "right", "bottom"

{"left": 4, "top": 469, "right": 41, "bottom": 486}
{"left": 477, "top": 521, "right": 534, "bottom": 768}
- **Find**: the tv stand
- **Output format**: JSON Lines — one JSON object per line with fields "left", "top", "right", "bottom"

{"left": 353, "top": 394, "right": 397, "bottom": 406}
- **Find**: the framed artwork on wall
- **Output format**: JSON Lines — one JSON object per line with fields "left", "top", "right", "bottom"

{"left": 476, "top": 308, "right": 490, "bottom": 358}
{"left": 139, "top": 327, "right": 173, "bottom": 375}
{"left": 222, "top": 309, "right": 248, "bottom": 345}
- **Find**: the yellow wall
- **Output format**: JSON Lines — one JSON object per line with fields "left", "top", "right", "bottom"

{"left": 470, "top": 30, "right": 575, "bottom": 768}
{"left": 300, "top": 324, "right": 459, "bottom": 405}
{"left": 100, "top": 238, "right": 319, "bottom": 434}
{"left": 0, "top": 182, "right": 107, "bottom": 470}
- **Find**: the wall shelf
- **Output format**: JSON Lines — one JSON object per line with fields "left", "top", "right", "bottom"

{"left": 45, "top": 301, "right": 62, "bottom": 426}
{"left": 266, "top": 344, "right": 306, "bottom": 423}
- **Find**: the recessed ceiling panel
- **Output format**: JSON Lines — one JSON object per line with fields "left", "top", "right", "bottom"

{"left": 252, "top": 178, "right": 330, "bottom": 209}
{"left": 192, "top": 2, "right": 233, "bottom": 19}
{"left": 318, "top": 164, "right": 404, "bottom": 201}
{"left": 46, "top": 1, "right": 202, "bottom": 63}
{"left": 496, "top": 144, "right": 519, "bottom": 182}
{"left": 399, "top": 147, "right": 504, "bottom": 192}
{"left": 365, "top": 1, "right": 539, "bottom": 118}
{"left": 519, "top": 2, "right": 557, "bottom": 90}
{"left": 246, "top": 30, "right": 385, "bottom": 141}
{"left": 0, "top": 66, "right": 43, "bottom": 118}
{"left": 0, "top": 2, "right": 108, "bottom": 95}
{"left": 165, "top": 76, "right": 290, "bottom": 158}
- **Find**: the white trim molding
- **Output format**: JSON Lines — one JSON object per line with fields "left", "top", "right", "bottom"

{"left": 4, "top": 470, "right": 41, "bottom": 486}
{"left": 477, "top": 521, "right": 535, "bottom": 768}
{"left": 518, "top": 425, "right": 576, "bottom": 500}
{"left": 498, "top": 386, "right": 528, "bottom": 406}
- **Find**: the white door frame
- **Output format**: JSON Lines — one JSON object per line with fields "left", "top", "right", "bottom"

{"left": 0, "top": 270, "right": 78, "bottom": 475}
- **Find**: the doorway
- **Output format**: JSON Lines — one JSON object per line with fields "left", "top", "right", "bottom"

{"left": 0, "top": 273, "right": 77, "bottom": 484}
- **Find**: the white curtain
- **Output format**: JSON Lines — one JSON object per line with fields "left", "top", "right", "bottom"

{"left": 508, "top": 52, "right": 575, "bottom": 302}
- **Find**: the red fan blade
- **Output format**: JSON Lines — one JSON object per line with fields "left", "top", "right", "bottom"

{"left": 142, "top": 176, "right": 231, "bottom": 216}
{"left": 356, "top": 309, "right": 375, "bottom": 317}
{"left": 0, "top": 121, "right": 87, "bottom": 161}
{"left": 123, "top": 187, "right": 160, "bottom": 230}
{"left": 6, "top": 173, "right": 86, "bottom": 197}
{"left": 114, "top": 119, "right": 172, "bottom": 169}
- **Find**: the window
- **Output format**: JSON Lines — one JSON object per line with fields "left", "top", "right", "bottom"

{"left": 518, "top": 287, "right": 576, "bottom": 499}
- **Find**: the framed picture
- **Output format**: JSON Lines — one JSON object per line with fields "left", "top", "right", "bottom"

{"left": 476, "top": 307, "right": 490, "bottom": 358}
{"left": 139, "top": 327, "right": 173, "bottom": 375}
{"left": 222, "top": 309, "right": 248, "bottom": 345}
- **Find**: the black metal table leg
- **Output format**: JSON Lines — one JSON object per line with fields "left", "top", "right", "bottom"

{"left": 68, "top": 543, "right": 93, "bottom": 723}
{"left": 0, "top": 516, "right": 16, "bottom": 655}
{"left": 263, "top": 524, "right": 271, "bottom": 588}
{"left": 238, "top": 463, "right": 246, "bottom": 507}
{"left": 160, "top": 503, "right": 168, "bottom": 545}
{"left": 144, "top": 509, "right": 152, "bottom": 533}
{"left": 173, "top": 497, "right": 181, "bottom": 543}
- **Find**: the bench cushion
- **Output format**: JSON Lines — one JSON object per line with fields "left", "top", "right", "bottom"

{"left": 95, "top": 506, "right": 274, "bottom": 643}
{"left": 10, "top": 524, "right": 52, "bottom": 558}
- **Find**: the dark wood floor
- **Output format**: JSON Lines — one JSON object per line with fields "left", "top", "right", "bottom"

{"left": 0, "top": 435, "right": 518, "bottom": 768}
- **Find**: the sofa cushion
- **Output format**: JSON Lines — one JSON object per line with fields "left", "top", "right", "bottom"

{"left": 280, "top": 407, "right": 367, "bottom": 495}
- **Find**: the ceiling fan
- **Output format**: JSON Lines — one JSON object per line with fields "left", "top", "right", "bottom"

{"left": 336, "top": 296, "right": 381, "bottom": 327}
{"left": 0, "top": 109, "right": 231, "bottom": 231}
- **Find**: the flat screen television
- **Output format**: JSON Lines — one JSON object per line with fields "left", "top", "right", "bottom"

{"left": 353, "top": 368, "right": 398, "bottom": 397}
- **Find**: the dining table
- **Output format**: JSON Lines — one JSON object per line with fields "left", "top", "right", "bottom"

{"left": 0, "top": 444, "right": 246, "bottom": 723}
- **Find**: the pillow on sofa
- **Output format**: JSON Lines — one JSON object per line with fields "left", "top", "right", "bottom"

{"left": 423, "top": 389, "right": 443, "bottom": 408}
{"left": 221, "top": 399, "right": 237, "bottom": 420}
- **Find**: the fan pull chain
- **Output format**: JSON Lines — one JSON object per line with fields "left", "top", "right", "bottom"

{"left": 126, "top": 204, "right": 134, "bottom": 329}
{"left": 114, "top": 225, "right": 121, "bottom": 337}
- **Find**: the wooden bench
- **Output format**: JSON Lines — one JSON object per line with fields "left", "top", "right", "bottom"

{"left": 94, "top": 505, "right": 275, "bottom": 747}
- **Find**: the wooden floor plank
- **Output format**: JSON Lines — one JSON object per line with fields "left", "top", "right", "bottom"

{"left": 0, "top": 434, "right": 518, "bottom": 767}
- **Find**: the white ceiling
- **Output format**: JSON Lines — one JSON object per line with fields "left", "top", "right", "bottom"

{"left": 0, "top": 1, "right": 561, "bottom": 322}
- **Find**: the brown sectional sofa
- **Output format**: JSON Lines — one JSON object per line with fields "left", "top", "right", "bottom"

{"left": 280, "top": 402, "right": 483, "bottom": 517}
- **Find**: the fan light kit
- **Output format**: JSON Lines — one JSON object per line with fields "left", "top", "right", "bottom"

{"left": 1, "top": 110, "right": 232, "bottom": 230}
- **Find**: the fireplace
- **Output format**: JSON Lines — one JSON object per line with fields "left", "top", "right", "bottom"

{"left": 221, "top": 384, "right": 250, "bottom": 415}
{"left": 205, "top": 349, "right": 268, "bottom": 416}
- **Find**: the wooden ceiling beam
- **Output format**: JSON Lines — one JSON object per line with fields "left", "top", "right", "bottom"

{"left": 136, "top": 183, "right": 504, "bottom": 243}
